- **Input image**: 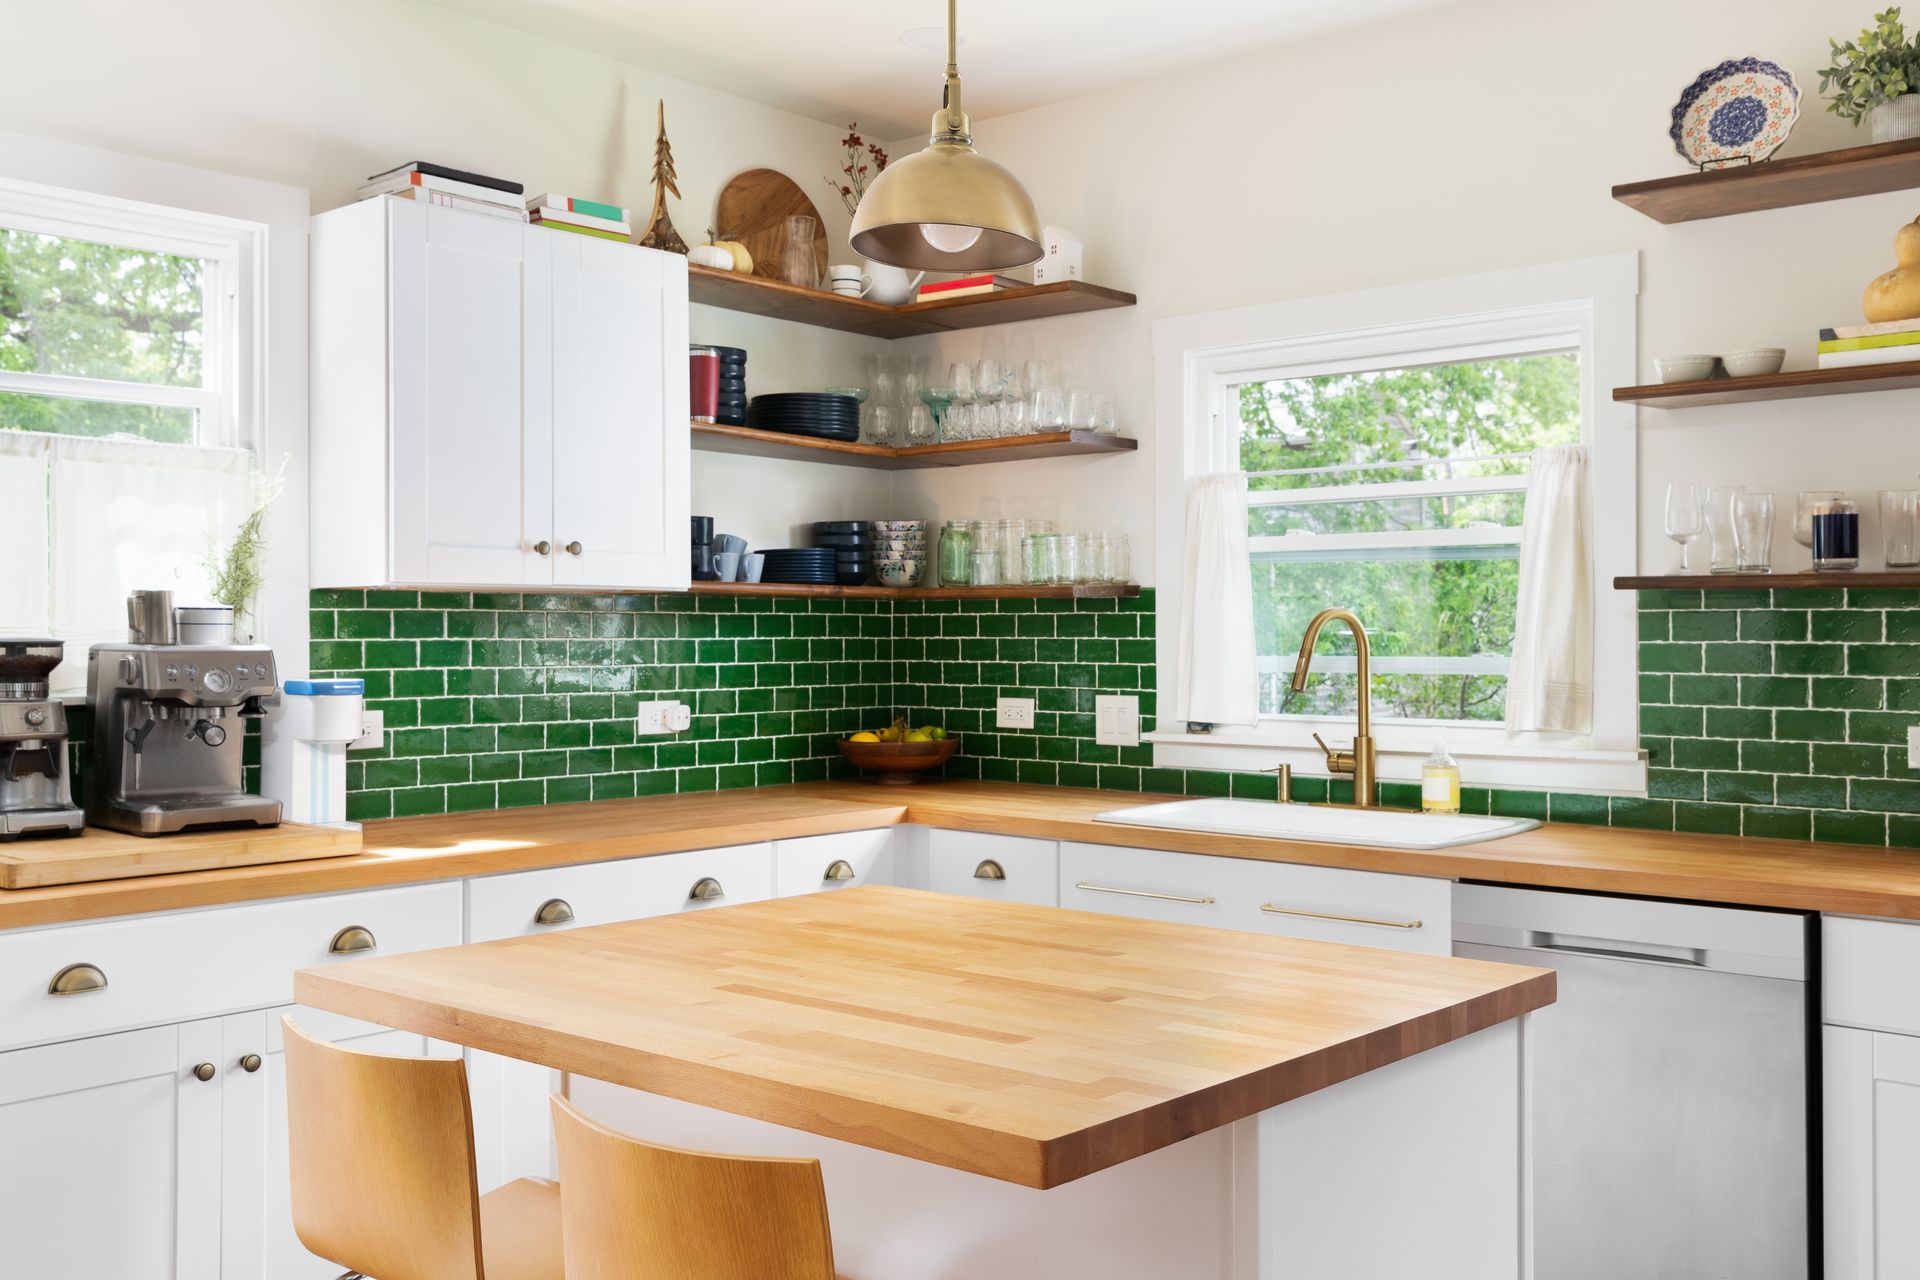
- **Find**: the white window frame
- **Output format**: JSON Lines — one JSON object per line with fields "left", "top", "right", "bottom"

{"left": 1150, "top": 253, "right": 1644, "bottom": 795}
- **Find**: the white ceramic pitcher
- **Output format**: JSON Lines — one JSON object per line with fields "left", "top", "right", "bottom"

{"left": 863, "top": 260, "right": 925, "bottom": 305}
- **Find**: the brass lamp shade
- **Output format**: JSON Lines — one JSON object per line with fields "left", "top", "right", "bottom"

{"left": 850, "top": 142, "right": 1044, "bottom": 272}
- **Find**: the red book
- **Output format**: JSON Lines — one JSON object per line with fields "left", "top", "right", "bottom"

{"left": 916, "top": 274, "right": 997, "bottom": 297}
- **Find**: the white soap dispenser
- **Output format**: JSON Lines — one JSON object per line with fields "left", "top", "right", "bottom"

{"left": 1421, "top": 742, "right": 1461, "bottom": 815}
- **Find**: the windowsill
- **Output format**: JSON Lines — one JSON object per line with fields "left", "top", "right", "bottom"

{"left": 1147, "top": 722, "right": 1648, "bottom": 796}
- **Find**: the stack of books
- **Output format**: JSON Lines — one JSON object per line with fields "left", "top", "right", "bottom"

{"left": 359, "top": 162, "right": 526, "bottom": 220}
{"left": 525, "top": 194, "right": 631, "bottom": 242}
{"left": 1818, "top": 320, "right": 1920, "bottom": 370}
{"left": 914, "top": 273, "right": 1032, "bottom": 303}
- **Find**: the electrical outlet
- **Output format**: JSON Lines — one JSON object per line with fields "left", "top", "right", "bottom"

{"left": 996, "top": 697, "right": 1036, "bottom": 730}
{"left": 1095, "top": 694, "right": 1140, "bottom": 747}
{"left": 1909, "top": 725, "right": 1920, "bottom": 770}
{"left": 346, "top": 708, "right": 384, "bottom": 752}
{"left": 636, "top": 700, "right": 692, "bottom": 736}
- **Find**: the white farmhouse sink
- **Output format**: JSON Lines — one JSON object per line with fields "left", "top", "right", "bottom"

{"left": 1094, "top": 797, "right": 1539, "bottom": 851}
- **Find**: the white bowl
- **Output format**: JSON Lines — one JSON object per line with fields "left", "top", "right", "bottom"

{"left": 1722, "top": 348, "right": 1786, "bottom": 378}
{"left": 1656, "top": 355, "right": 1720, "bottom": 384}
{"left": 877, "top": 560, "right": 923, "bottom": 587}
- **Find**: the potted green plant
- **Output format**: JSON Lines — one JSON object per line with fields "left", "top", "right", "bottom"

{"left": 1822, "top": 7, "right": 1920, "bottom": 142}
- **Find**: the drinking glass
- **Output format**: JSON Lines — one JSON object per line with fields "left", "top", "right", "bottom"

{"left": 906, "top": 402, "right": 937, "bottom": 445}
{"left": 1032, "top": 387, "right": 1069, "bottom": 430}
{"left": 779, "top": 214, "right": 819, "bottom": 288}
{"left": 1884, "top": 490, "right": 1920, "bottom": 568}
{"left": 869, "top": 404, "right": 898, "bottom": 446}
{"left": 947, "top": 361, "right": 976, "bottom": 404}
{"left": 970, "top": 547, "right": 1004, "bottom": 587}
{"left": 1705, "top": 485, "right": 1745, "bottom": 574}
{"left": 1087, "top": 393, "right": 1118, "bottom": 435}
{"left": 870, "top": 352, "right": 897, "bottom": 410}
{"left": 1000, "top": 396, "right": 1029, "bottom": 435}
{"left": 1067, "top": 388, "right": 1099, "bottom": 430}
{"left": 1055, "top": 532, "right": 1083, "bottom": 584}
{"left": 1812, "top": 495, "right": 1861, "bottom": 571}
{"left": 937, "top": 521, "right": 974, "bottom": 587}
{"left": 1110, "top": 533, "right": 1132, "bottom": 584}
{"left": 1023, "top": 533, "right": 1059, "bottom": 584}
{"left": 943, "top": 401, "right": 974, "bottom": 441}
{"left": 1793, "top": 490, "right": 1847, "bottom": 550}
{"left": 1732, "top": 492, "right": 1775, "bottom": 574}
{"left": 898, "top": 353, "right": 926, "bottom": 408}
{"left": 1663, "top": 483, "right": 1705, "bottom": 573}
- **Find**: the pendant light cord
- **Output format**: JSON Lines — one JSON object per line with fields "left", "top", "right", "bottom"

{"left": 942, "top": 0, "right": 965, "bottom": 135}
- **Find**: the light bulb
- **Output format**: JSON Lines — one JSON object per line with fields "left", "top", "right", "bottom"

{"left": 919, "top": 222, "right": 984, "bottom": 254}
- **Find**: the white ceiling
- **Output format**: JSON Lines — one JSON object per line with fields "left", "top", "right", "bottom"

{"left": 425, "top": 0, "right": 1465, "bottom": 136}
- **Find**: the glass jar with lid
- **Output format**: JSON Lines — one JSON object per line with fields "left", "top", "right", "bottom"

{"left": 937, "top": 520, "right": 975, "bottom": 587}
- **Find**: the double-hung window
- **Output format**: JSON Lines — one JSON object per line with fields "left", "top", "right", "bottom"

{"left": 0, "top": 179, "right": 262, "bottom": 692}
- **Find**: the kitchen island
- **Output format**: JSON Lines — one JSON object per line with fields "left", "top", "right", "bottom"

{"left": 297, "top": 884, "right": 1552, "bottom": 1279}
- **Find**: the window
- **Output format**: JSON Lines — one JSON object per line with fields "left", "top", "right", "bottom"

{"left": 0, "top": 179, "right": 263, "bottom": 692}
{"left": 1152, "top": 254, "right": 1641, "bottom": 792}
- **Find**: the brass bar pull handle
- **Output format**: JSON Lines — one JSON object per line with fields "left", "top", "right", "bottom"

{"left": 1074, "top": 881, "right": 1215, "bottom": 906}
{"left": 328, "top": 925, "right": 377, "bottom": 955}
{"left": 1260, "top": 903, "right": 1423, "bottom": 931}
{"left": 973, "top": 859, "right": 1006, "bottom": 881}
{"left": 191, "top": 1062, "right": 216, "bottom": 1082}
{"left": 823, "top": 860, "right": 856, "bottom": 882}
{"left": 239, "top": 1053, "right": 263, "bottom": 1073}
{"left": 47, "top": 963, "right": 108, "bottom": 996}
{"left": 533, "top": 898, "right": 575, "bottom": 926}
{"left": 689, "top": 877, "right": 725, "bottom": 902}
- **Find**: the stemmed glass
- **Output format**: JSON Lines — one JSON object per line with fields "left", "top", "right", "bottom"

{"left": 1664, "top": 483, "right": 1705, "bottom": 573}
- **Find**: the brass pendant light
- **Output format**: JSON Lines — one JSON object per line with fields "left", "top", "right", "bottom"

{"left": 849, "top": 0, "right": 1044, "bottom": 272}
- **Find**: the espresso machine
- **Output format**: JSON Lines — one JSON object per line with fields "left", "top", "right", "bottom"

{"left": 86, "top": 590, "right": 282, "bottom": 836}
{"left": 0, "top": 639, "right": 85, "bottom": 840}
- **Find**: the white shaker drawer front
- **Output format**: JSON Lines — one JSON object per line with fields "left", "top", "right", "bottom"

{"left": 1059, "top": 842, "right": 1233, "bottom": 927}
{"left": 1221, "top": 859, "right": 1451, "bottom": 955}
{"left": 631, "top": 843, "right": 775, "bottom": 916}
{"left": 1825, "top": 916, "right": 1920, "bottom": 1035}
{"left": 928, "top": 831, "right": 1058, "bottom": 907}
{"left": 0, "top": 883, "right": 463, "bottom": 1052}
{"left": 466, "top": 858, "right": 654, "bottom": 942}
{"left": 775, "top": 830, "right": 895, "bottom": 897}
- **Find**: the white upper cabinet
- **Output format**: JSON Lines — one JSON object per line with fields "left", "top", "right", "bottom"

{"left": 311, "top": 197, "right": 688, "bottom": 592}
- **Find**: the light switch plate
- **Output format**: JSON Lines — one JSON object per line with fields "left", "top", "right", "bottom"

{"left": 1908, "top": 725, "right": 1920, "bottom": 770}
{"left": 347, "top": 709, "right": 384, "bottom": 752}
{"left": 1095, "top": 694, "right": 1140, "bottom": 747}
{"left": 996, "top": 697, "right": 1036, "bottom": 730}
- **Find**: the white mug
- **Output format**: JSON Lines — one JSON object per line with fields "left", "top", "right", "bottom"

{"left": 828, "top": 264, "right": 872, "bottom": 298}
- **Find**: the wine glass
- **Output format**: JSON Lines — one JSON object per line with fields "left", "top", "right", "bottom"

{"left": 1664, "top": 483, "right": 1705, "bottom": 572}
{"left": 947, "top": 360, "right": 976, "bottom": 404}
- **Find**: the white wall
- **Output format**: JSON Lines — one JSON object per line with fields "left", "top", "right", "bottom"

{"left": 899, "top": 0, "right": 1916, "bottom": 584}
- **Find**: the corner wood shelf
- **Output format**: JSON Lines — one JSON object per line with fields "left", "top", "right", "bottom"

{"left": 691, "top": 421, "right": 1136, "bottom": 470}
{"left": 1613, "top": 360, "right": 1920, "bottom": 408}
{"left": 688, "top": 264, "right": 1135, "bottom": 339}
{"left": 687, "top": 581, "right": 1139, "bottom": 601}
{"left": 1613, "top": 137, "right": 1920, "bottom": 224}
{"left": 1615, "top": 573, "right": 1920, "bottom": 591}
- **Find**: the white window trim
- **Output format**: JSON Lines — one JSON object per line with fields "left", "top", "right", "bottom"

{"left": 1149, "top": 252, "right": 1643, "bottom": 795}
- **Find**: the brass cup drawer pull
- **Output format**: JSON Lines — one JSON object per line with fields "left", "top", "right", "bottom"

{"left": 688, "top": 877, "right": 725, "bottom": 902}
{"left": 47, "top": 963, "right": 109, "bottom": 997}
{"left": 191, "top": 1062, "right": 216, "bottom": 1082}
{"left": 565, "top": 541, "right": 583, "bottom": 556}
{"left": 533, "top": 898, "right": 576, "bottom": 926}
{"left": 823, "top": 860, "right": 856, "bottom": 882}
{"left": 239, "top": 1053, "right": 263, "bottom": 1073}
{"left": 973, "top": 859, "right": 1006, "bottom": 881}
{"left": 533, "top": 540, "right": 552, "bottom": 556}
{"left": 328, "top": 925, "right": 377, "bottom": 955}
{"left": 1074, "top": 881, "right": 1215, "bottom": 906}
{"left": 1259, "top": 903, "right": 1423, "bottom": 931}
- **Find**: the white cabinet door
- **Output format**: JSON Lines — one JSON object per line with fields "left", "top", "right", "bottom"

{"left": 928, "top": 830, "right": 1058, "bottom": 907}
{"left": 1826, "top": 1024, "right": 1920, "bottom": 1277}
{"left": 388, "top": 199, "right": 553, "bottom": 586}
{"left": 549, "top": 233, "right": 688, "bottom": 590}
{"left": 775, "top": 830, "right": 895, "bottom": 897}
{"left": 0, "top": 1021, "right": 222, "bottom": 1279}
{"left": 220, "top": 1004, "right": 453, "bottom": 1280}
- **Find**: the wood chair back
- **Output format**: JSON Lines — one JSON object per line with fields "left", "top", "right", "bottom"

{"left": 282, "top": 1015, "right": 487, "bottom": 1280}
{"left": 550, "top": 1095, "right": 837, "bottom": 1280}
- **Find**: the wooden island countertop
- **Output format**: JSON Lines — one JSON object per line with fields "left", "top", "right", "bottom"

{"left": 294, "top": 885, "right": 1554, "bottom": 1188}
{"left": 11, "top": 779, "right": 1920, "bottom": 928}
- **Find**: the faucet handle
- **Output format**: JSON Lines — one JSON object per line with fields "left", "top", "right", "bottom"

{"left": 1313, "top": 732, "right": 1357, "bottom": 776}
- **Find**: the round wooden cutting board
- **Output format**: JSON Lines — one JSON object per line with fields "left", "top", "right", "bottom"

{"left": 715, "top": 168, "right": 829, "bottom": 286}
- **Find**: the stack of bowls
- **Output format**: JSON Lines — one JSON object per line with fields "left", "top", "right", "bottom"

{"left": 812, "top": 521, "right": 871, "bottom": 586}
{"left": 870, "top": 520, "right": 927, "bottom": 587}
{"left": 712, "top": 346, "right": 747, "bottom": 426}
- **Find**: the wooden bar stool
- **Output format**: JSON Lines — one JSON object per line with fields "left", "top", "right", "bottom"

{"left": 550, "top": 1095, "right": 854, "bottom": 1280}
{"left": 281, "top": 1015, "right": 564, "bottom": 1280}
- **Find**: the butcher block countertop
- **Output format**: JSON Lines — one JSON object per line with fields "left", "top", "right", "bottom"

{"left": 294, "top": 885, "right": 1556, "bottom": 1188}
{"left": 10, "top": 779, "right": 1920, "bottom": 929}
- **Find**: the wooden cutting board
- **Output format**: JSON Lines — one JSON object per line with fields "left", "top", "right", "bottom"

{"left": 0, "top": 821, "right": 363, "bottom": 888}
{"left": 714, "top": 168, "right": 829, "bottom": 286}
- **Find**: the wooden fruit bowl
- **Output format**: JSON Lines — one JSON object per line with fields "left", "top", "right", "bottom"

{"left": 836, "top": 736, "right": 961, "bottom": 784}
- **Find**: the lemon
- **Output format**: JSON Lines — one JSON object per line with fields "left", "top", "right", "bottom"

{"left": 927, "top": 727, "right": 947, "bottom": 741}
{"left": 905, "top": 729, "right": 933, "bottom": 743}
{"left": 849, "top": 731, "right": 880, "bottom": 743}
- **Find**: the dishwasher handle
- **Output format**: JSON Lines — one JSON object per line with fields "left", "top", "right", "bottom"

{"left": 1524, "top": 930, "right": 1706, "bottom": 968}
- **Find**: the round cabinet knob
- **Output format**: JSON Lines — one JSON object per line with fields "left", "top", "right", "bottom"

{"left": 23, "top": 707, "right": 47, "bottom": 728}
{"left": 973, "top": 860, "right": 1007, "bottom": 881}
{"left": 688, "top": 877, "right": 725, "bottom": 902}
{"left": 533, "top": 898, "right": 575, "bottom": 927}
{"left": 239, "top": 1053, "right": 263, "bottom": 1073}
{"left": 823, "top": 859, "right": 856, "bottom": 882}
{"left": 191, "top": 1062, "right": 216, "bottom": 1083}
{"left": 47, "top": 963, "right": 108, "bottom": 996}
{"left": 533, "top": 540, "right": 552, "bottom": 556}
{"left": 328, "top": 925, "right": 377, "bottom": 955}
{"left": 565, "top": 541, "right": 583, "bottom": 556}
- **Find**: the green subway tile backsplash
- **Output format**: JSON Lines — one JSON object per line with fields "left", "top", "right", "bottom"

{"left": 310, "top": 584, "right": 1920, "bottom": 848}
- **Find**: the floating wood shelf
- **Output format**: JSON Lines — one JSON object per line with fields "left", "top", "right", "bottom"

{"left": 1613, "top": 137, "right": 1920, "bottom": 224}
{"left": 1616, "top": 573, "right": 1920, "bottom": 591}
{"left": 691, "top": 421, "right": 1137, "bottom": 470}
{"left": 686, "top": 581, "right": 1139, "bottom": 601}
{"left": 687, "top": 264, "right": 1136, "bottom": 339}
{"left": 1613, "top": 360, "right": 1920, "bottom": 408}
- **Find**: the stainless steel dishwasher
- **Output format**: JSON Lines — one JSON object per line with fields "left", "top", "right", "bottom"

{"left": 1453, "top": 883, "right": 1816, "bottom": 1280}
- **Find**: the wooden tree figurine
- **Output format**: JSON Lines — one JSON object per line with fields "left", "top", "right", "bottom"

{"left": 640, "top": 100, "right": 689, "bottom": 254}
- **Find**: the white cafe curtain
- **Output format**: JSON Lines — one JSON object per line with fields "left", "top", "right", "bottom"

{"left": 1175, "top": 472, "right": 1259, "bottom": 726}
{"left": 1505, "top": 444, "right": 1593, "bottom": 736}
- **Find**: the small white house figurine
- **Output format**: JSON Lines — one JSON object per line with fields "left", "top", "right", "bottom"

{"left": 1032, "top": 225, "right": 1083, "bottom": 284}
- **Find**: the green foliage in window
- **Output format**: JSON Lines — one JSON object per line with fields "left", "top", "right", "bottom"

{"left": 1820, "top": 7, "right": 1920, "bottom": 123}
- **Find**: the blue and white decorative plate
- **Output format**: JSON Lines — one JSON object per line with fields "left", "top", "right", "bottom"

{"left": 1669, "top": 56, "right": 1800, "bottom": 168}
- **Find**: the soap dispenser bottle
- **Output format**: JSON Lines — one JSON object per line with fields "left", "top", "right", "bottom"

{"left": 1421, "top": 742, "right": 1461, "bottom": 814}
